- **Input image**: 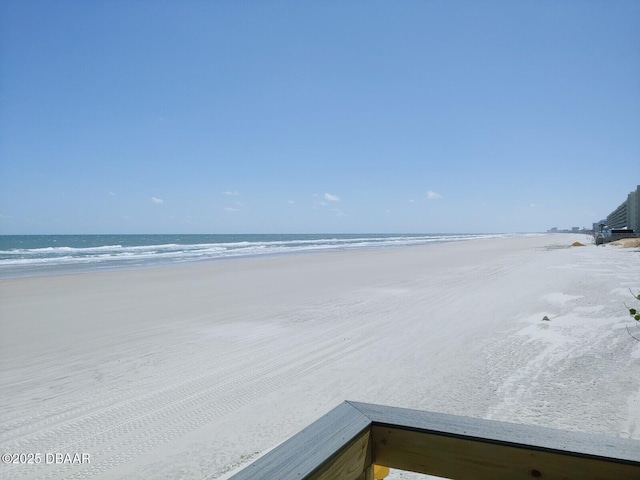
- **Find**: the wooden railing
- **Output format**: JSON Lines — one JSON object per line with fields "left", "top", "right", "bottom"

{"left": 229, "top": 401, "right": 640, "bottom": 480}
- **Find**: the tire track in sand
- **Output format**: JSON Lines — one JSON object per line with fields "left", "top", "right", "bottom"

{"left": 3, "top": 331, "right": 376, "bottom": 480}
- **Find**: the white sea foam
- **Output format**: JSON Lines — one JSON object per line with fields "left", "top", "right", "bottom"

{"left": 0, "top": 234, "right": 513, "bottom": 278}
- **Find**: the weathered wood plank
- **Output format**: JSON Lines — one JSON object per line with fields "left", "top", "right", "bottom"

{"left": 230, "top": 401, "right": 640, "bottom": 479}
{"left": 371, "top": 425, "right": 640, "bottom": 480}
{"left": 229, "top": 402, "right": 371, "bottom": 480}
{"left": 309, "top": 430, "right": 372, "bottom": 480}
{"left": 355, "top": 464, "right": 374, "bottom": 480}
{"left": 350, "top": 401, "right": 640, "bottom": 466}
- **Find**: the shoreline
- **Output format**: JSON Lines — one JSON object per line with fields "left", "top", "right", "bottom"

{"left": 2, "top": 232, "right": 550, "bottom": 282}
{"left": 2, "top": 233, "right": 638, "bottom": 480}
{"left": 0, "top": 232, "right": 535, "bottom": 280}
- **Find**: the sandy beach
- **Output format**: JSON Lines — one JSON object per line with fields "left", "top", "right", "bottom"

{"left": 1, "top": 234, "right": 639, "bottom": 480}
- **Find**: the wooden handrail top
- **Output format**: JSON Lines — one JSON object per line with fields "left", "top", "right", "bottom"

{"left": 229, "top": 401, "right": 640, "bottom": 480}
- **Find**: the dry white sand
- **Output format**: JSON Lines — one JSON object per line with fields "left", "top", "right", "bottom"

{"left": 1, "top": 234, "right": 639, "bottom": 480}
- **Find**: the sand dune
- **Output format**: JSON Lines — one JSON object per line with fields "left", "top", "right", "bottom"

{"left": 610, "top": 237, "right": 640, "bottom": 249}
{"left": 1, "top": 234, "right": 638, "bottom": 480}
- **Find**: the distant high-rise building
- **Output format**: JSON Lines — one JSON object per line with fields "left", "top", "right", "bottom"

{"left": 592, "top": 220, "right": 607, "bottom": 233}
{"left": 606, "top": 185, "right": 640, "bottom": 231}
{"left": 629, "top": 185, "right": 640, "bottom": 231}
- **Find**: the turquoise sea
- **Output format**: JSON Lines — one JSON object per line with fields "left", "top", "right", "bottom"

{"left": 0, "top": 233, "right": 507, "bottom": 278}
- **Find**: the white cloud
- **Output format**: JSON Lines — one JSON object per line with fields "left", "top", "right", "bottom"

{"left": 332, "top": 208, "right": 346, "bottom": 217}
{"left": 427, "top": 190, "right": 442, "bottom": 200}
{"left": 223, "top": 201, "right": 243, "bottom": 212}
{"left": 324, "top": 193, "right": 340, "bottom": 202}
{"left": 288, "top": 200, "right": 295, "bottom": 204}
{"left": 530, "top": 203, "right": 537, "bottom": 208}
{"left": 108, "top": 191, "right": 116, "bottom": 197}
{"left": 151, "top": 197, "right": 164, "bottom": 204}
{"left": 223, "top": 190, "right": 238, "bottom": 196}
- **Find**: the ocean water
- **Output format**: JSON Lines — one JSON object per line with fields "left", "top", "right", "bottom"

{"left": 0, "top": 233, "right": 507, "bottom": 279}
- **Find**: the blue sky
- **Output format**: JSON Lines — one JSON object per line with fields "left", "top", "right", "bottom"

{"left": 1, "top": 1, "right": 639, "bottom": 234}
